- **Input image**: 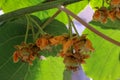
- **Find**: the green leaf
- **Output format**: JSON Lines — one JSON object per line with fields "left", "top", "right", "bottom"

{"left": 44, "top": 19, "right": 69, "bottom": 35}
{"left": 90, "top": 0, "right": 109, "bottom": 9}
{"left": 90, "top": 0, "right": 103, "bottom": 8}
{"left": 0, "top": 16, "right": 67, "bottom": 80}
{"left": 0, "top": 0, "right": 44, "bottom": 12}
{"left": 83, "top": 21, "right": 120, "bottom": 80}
{"left": 34, "top": 57, "right": 65, "bottom": 80}
{"left": 90, "top": 20, "right": 120, "bottom": 30}
{"left": 0, "top": 17, "right": 30, "bottom": 80}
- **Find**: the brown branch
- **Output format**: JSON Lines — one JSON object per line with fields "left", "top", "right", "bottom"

{"left": 58, "top": 5, "right": 120, "bottom": 46}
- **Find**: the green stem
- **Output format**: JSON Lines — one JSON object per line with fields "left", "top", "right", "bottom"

{"left": 0, "top": 0, "right": 80, "bottom": 22}
{"left": 67, "top": 15, "right": 74, "bottom": 53}
{"left": 68, "top": 15, "right": 79, "bottom": 37}
{"left": 67, "top": 15, "right": 72, "bottom": 39}
{"left": 35, "top": 31, "right": 42, "bottom": 40}
{"left": 42, "top": 10, "right": 61, "bottom": 29}
{"left": 102, "top": 0, "right": 105, "bottom": 7}
{"left": 31, "top": 25, "right": 35, "bottom": 42}
{"left": 25, "top": 15, "right": 30, "bottom": 43}
{"left": 71, "top": 21, "right": 79, "bottom": 36}
{"left": 35, "top": 9, "right": 61, "bottom": 39}
{"left": 106, "top": 0, "right": 110, "bottom": 4}
{"left": 28, "top": 16, "right": 46, "bottom": 40}
{"left": 29, "top": 16, "right": 46, "bottom": 35}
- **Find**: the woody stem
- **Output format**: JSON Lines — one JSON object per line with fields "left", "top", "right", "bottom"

{"left": 58, "top": 5, "right": 120, "bottom": 46}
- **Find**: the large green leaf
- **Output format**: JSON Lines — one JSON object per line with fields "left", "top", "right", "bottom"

{"left": 34, "top": 57, "right": 65, "bottom": 80}
{"left": 0, "top": 16, "right": 67, "bottom": 80}
{"left": 83, "top": 21, "right": 120, "bottom": 80}
{"left": 0, "top": 0, "right": 44, "bottom": 12}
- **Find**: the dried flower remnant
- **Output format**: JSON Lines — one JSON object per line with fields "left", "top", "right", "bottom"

{"left": 72, "top": 35, "right": 85, "bottom": 53}
{"left": 93, "top": 10, "right": 101, "bottom": 20}
{"left": 36, "top": 35, "right": 51, "bottom": 50}
{"left": 63, "top": 52, "right": 91, "bottom": 71}
{"left": 13, "top": 51, "right": 20, "bottom": 63}
{"left": 58, "top": 34, "right": 94, "bottom": 71}
{"left": 62, "top": 39, "right": 73, "bottom": 53}
{"left": 110, "top": 0, "right": 120, "bottom": 20}
{"left": 73, "top": 34, "right": 94, "bottom": 53}
{"left": 116, "top": 10, "right": 120, "bottom": 19}
{"left": 93, "top": 0, "right": 120, "bottom": 22}
{"left": 36, "top": 34, "right": 68, "bottom": 50}
{"left": 85, "top": 39, "right": 94, "bottom": 51}
{"left": 80, "top": 39, "right": 94, "bottom": 53}
{"left": 110, "top": 0, "right": 120, "bottom": 8}
{"left": 63, "top": 52, "right": 79, "bottom": 71}
{"left": 108, "top": 9, "right": 116, "bottom": 21}
{"left": 13, "top": 34, "right": 94, "bottom": 69}
{"left": 49, "top": 35, "right": 68, "bottom": 45}
{"left": 93, "top": 7, "right": 108, "bottom": 23}
{"left": 108, "top": 8, "right": 120, "bottom": 20}
{"left": 13, "top": 42, "right": 39, "bottom": 65}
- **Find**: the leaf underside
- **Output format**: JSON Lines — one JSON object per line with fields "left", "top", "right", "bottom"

{"left": 0, "top": 16, "right": 68, "bottom": 80}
